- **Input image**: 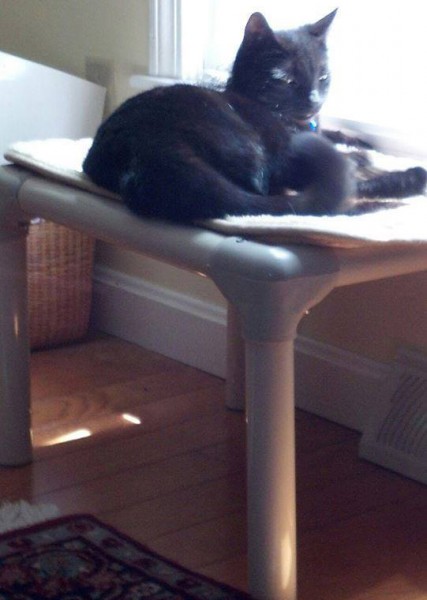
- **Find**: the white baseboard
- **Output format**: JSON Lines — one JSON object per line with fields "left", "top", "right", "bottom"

{"left": 92, "top": 266, "right": 389, "bottom": 431}
{"left": 92, "top": 266, "right": 227, "bottom": 377}
{"left": 294, "top": 336, "right": 388, "bottom": 431}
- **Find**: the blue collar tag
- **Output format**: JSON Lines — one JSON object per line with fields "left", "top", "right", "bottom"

{"left": 309, "top": 119, "right": 318, "bottom": 132}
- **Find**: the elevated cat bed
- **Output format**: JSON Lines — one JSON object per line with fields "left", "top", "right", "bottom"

{"left": 5, "top": 137, "right": 427, "bottom": 249}
{"left": 3, "top": 140, "right": 427, "bottom": 600}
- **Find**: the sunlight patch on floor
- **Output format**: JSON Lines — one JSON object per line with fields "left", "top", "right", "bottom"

{"left": 36, "top": 412, "right": 143, "bottom": 447}
{"left": 43, "top": 428, "right": 92, "bottom": 446}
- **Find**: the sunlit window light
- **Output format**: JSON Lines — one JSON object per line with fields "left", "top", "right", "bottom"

{"left": 122, "top": 413, "right": 142, "bottom": 425}
{"left": 45, "top": 428, "right": 92, "bottom": 446}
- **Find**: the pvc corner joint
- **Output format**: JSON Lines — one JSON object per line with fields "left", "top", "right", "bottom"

{"left": 208, "top": 236, "right": 340, "bottom": 341}
{"left": 0, "top": 166, "right": 31, "bottom": 240}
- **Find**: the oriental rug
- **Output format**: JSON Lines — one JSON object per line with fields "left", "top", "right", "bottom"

{"left": 0, "top": 513, "right": 249, "bottom": 600}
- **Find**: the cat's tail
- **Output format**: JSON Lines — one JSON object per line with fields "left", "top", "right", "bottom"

{"left": 357, "top": 167, "right": 427, "bottom": 199}
{"left": 285, "top": 132, "right": 355, "bottom": 215}
{"left": 120, "top": 133, "right": 354, "bottom": 222}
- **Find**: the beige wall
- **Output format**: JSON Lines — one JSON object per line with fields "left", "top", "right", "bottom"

{"left": 300, "top": 272, "right": 427, "bottom": 362}
{"left": 1, "top": 0, "right": 426, "bottom": 362}
{"left": 0, "top": 0, "right": 149, "bottom": 78}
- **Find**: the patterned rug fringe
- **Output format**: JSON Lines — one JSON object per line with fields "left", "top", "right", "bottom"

{"left": 0, "top": 500, "right": 60, "bottom": 534}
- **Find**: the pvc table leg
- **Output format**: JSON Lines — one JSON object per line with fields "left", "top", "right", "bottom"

{"left": 225, "top": 303, "right": 246, "bottom": 411}
{"left": 246, "top": 337, "right": 297, "bottom": 600}
{"left": 210, "top": 241, "right": 338, "bottom": 600}
{"left": 0, "top": 232, "right": 32, "bottom": 465}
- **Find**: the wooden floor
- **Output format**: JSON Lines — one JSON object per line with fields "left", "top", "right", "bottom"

{"left": 1, "top": 333, "right": 426, "bottom": 599}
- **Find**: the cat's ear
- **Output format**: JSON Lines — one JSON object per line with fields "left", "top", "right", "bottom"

{"left": 307, "top": 8, "right": 338, "bottom": 38}
{"left": 244, "top": 12, "right": 275, "bottom": 40}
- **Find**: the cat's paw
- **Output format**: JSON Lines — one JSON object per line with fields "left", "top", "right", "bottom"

{"left": 406, "top": 167, "right": 427, "bottom": 195}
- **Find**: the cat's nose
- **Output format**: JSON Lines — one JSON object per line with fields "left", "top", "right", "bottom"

{"left": 309, "top": 89, "right": 320, "bottom": 105}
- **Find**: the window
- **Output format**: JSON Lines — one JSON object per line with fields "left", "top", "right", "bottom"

{"left": 147, "top": 0, "right": 427, "bottom": 156}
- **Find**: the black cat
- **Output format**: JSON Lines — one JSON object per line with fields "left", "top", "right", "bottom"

{"left": 83, "top": 11, "right": 426, "bottom": 222}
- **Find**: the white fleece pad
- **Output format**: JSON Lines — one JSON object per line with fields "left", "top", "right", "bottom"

{"left": 5, "top": 138, "right": 427, "bottom": 248}
{"left": 5, "top": 138, "right": 121, "bottom": 202}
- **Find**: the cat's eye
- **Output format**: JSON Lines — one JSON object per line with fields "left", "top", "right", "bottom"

{"left": 319, "top": 73, "right": 329, "bottom": 82}
{"left": 271, "top": 67, "right": 296, "bottom": 85}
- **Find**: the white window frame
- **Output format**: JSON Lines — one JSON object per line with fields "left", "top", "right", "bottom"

{"left": 131, "top": 0, "right": 207, "bottom": 91}
{"left": 148, "top": 0, "right": 181, "bottom": 78}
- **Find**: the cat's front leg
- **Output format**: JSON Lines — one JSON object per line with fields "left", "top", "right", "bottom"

{"left": 357, "top": 166, "right": 427, "bottom": 199}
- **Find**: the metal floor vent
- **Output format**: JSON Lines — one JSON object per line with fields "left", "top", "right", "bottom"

{"left": 359, "top": 347, "right": 427, "bottom": 484}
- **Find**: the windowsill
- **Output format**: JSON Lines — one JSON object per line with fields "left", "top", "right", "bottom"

{"left": 129, "top": 74, "right": 182, "bottom": 92}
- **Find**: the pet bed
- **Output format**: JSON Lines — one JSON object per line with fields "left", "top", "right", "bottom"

{"left": 5, "top": 138, "right": 427, "bottom": 249}
{"left": 4, "top": 138, "right": 427, "bottom": 600}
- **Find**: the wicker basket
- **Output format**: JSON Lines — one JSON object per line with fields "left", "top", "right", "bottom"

{"left": 27, "top": 220, "right": 95, "bottom": 350}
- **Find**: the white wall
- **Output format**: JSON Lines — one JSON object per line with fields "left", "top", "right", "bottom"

{"left": 0, "top": 0, "right": 149, "bottom": 79}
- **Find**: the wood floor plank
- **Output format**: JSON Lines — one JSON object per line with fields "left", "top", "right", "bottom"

{"left": 149, "top": 510, "right": 248, "bottom": 571}
{"left": 198, "top": 555, "right": 248, "bottom": 593}
{"left": 32, "top": 368, "right": 222, "bottom": 431}
{"left": 295, "top": 409, "right": 359, "bottom": 453}
{"left": 31, "top": 334, "right": 218, "bottom": 400}
{"left": 299, "top": 501, "right": 427, "bottom": 600}
{"left": 34, "top": 448, "right": 243, "bottom": 515}
{"left": 101, "top": 471, "right": 246, "bottom": 541}
{"left": 297, "top": 461, "right": 426, "bottom": 532}
{"left": 32, "top": 380, "right": 226, "bottom": 448}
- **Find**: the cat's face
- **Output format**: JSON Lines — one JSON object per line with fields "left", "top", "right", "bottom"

{"left": 229, "top": 10, "right": 337, "bottom": 124}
